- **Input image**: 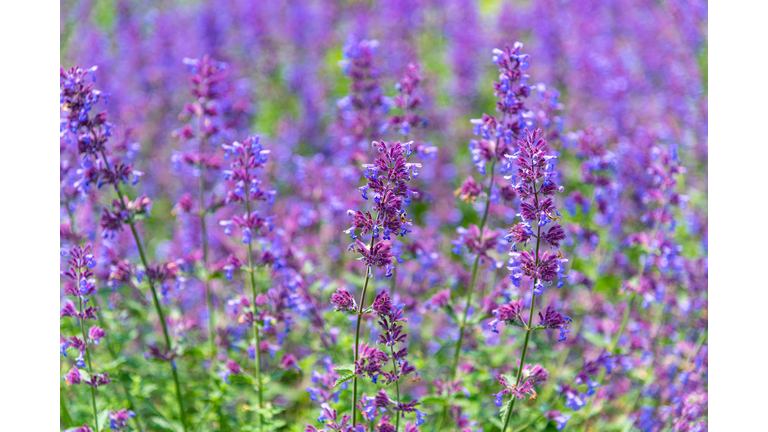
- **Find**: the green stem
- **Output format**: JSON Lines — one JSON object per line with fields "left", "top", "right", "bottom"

{"left": 244, "top": 196, "right": 264, "bottom": 430}
{"left": 390, "top": 267, "right": 397, "bottom": 299}
{"left": 389, "top": 344, "right": 401, "bottom": 432}
{"left": 501, "top": 292, "right": 538, "bottom": 432}
{"left": 98, "top": 149, "right": 187, "bottom": 432}
{"left": 198, "top": 111, "right": 216, "bottom": 362}
{"left": 78, "top": 296, "right": 99, "bottom": 430}
{"left": 352, "top": 233, "right": 377, "bottom": 427}
{"left": 611, "top": 293, "right": 636, "bottom": 354}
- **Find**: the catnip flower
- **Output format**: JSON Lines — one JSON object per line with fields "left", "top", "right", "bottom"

{"left": 385, "top": 62, "right": 426, "bottom": 136}
{"left": 330, "top": 288, "right": 357, "bottom": 312}
{"left": 306, "top": 357, "right": 347, "bottom": 406}
{"left": 455, "top": 177, "right": 483, "bottom": 203}
{"left": 489, "top": 299, "right": 525, "bottom": 333}
{"left": 61, "top": 245, "right": 109, "bottom": 397}
{"left": 108, "top": 409, "right": 136, "bottom": 431}
{"left": 336, "top": 35, "right": 388, "bottom": 159}
{"left": 536, "top": 305, "right": 573, "bottom": 341}
{"left": 546, "top": 410, "right": 572, "bottom": 431}
{"left": 493, "top": 363, "right": 548, "bottom": 405}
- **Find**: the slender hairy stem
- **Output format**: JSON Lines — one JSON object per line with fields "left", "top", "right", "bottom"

{"left": 244, "top": 194, "right": 264, "bottom": 429}
{"left": 390, "top": 267, "right": 397, "bottom": 299}
{"left": 77, "top": 288, "right": 99, "bottom": 430}
{"left": 389, "top": 343, "right": 401, "bottom": 432}
{"left": 198, "top": 112, "right": 216, "bottom": 362}
{"left": 611, "top": 293, "right": 636, "bottom": 353}
{"left": 98, "top": 149, "right": 187, "bottom": 432}
{"left": 352, "top": 233, "right": 377, "bottom": 427}
{"left": 501, "top": 292, "right": 537, "bottom": 432}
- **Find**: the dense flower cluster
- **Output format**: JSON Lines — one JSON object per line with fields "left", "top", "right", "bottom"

{"left": 336, "top": 36, "right": 388, "bottom": 158}
{"left": 468, "top": 43, "right": 536, "bottom": 176}
{"left": 493, "top": 363, "right": 549, "bottom": 405}
{"left": 61, "top": 245, "right": 111, "bottom": 387}
{"left": 219, "top": 135, "right": 276, "bottom": 243}
{"left": 347, "top": 140, "right": 421, "bottom": 276}
{"left": 506, "top": 129, "right": 569, "bottom": 294}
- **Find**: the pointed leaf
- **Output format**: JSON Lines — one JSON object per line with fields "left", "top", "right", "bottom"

{"left": 334, "top": 373, "right": 355, "bottom": 388}
{"left": 333, "top": 364, "right": 355, "bottom": 373}
{"left": 228, "top": 374, "right": 255, "bottom": 385}
{"left": 419, "top": 396, "right": 448, "bottom": 405}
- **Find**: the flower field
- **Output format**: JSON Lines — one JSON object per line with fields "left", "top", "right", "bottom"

{"left": 59, "top": 1, "right": 708, "bottom": 431}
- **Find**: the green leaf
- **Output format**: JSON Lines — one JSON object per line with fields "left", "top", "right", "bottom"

{"left": 419, "top": 396, "right": 448, "bottom": 405}
{"left": 445, "top": 304, "right": 457, "bottom": 322}
{"left": 97, "top": 410, "right": 109, "bottom": 431}
{"left": 334, "top": 373, "right": 355, "bottom": 388}
{"left": 502, "top": 374, "right": 518, "bottom": 385}
{"left": 467, "top": 313, "right": 494, "bottom": 327}
{"left": 332, "top": 364, "right": 355, "bottom": 373}
{"left": 489, "top": 417, "right": 504, "bottom": 429}
{"left": 149, "top": 417, "right": 184, "bottom": 432}
{"left": 101, "top": 357, "right": 127, "bottom": 371}
{"left": 499, "top": 399, "right": 511, "bottom": 421}
{"left": 227, "top": 374, "right": 255, "bottom": 385}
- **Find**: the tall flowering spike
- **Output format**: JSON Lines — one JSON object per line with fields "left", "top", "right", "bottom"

{"left": 340, "top": 140, "right": 425, "bottom": 429}
{"left": 506, "top": 128, "right": 569, "bottom": 293}
{"left": 336, "top": 35, "right": 388, "bottom": 159}
{"left": 60, "top": 66, "right": 111, "bottom": 159}
{"left": 220, "top": 135, "right": 277, "bottom": 243}
{"left": 60, "top": 66, "right": 145, "bottom": 198}
{"left": 493, "top": 53, "right": 573, "bottom": 432}
{"left": 346, "top": 140, "right": 421, "bottom": 271}
{"left": 386, "top": 63, "right": 426, "bottom": 135}
{"left": 444, "top": 42, "right": 547, "bottom": 429}
{"left": 60, "top": 64, "right": 190, "bottom": 429}
{"left": 60, "top": 245, "right": 110, "bottom": 429}
{"left": 219, "top": 132, "right": 277, "bottom": 425}
{"left": 468, "top": 43, "right": 535, "bottom": 176}
{"left": 173, "top": 57, "right": 230, "bottom": 362}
